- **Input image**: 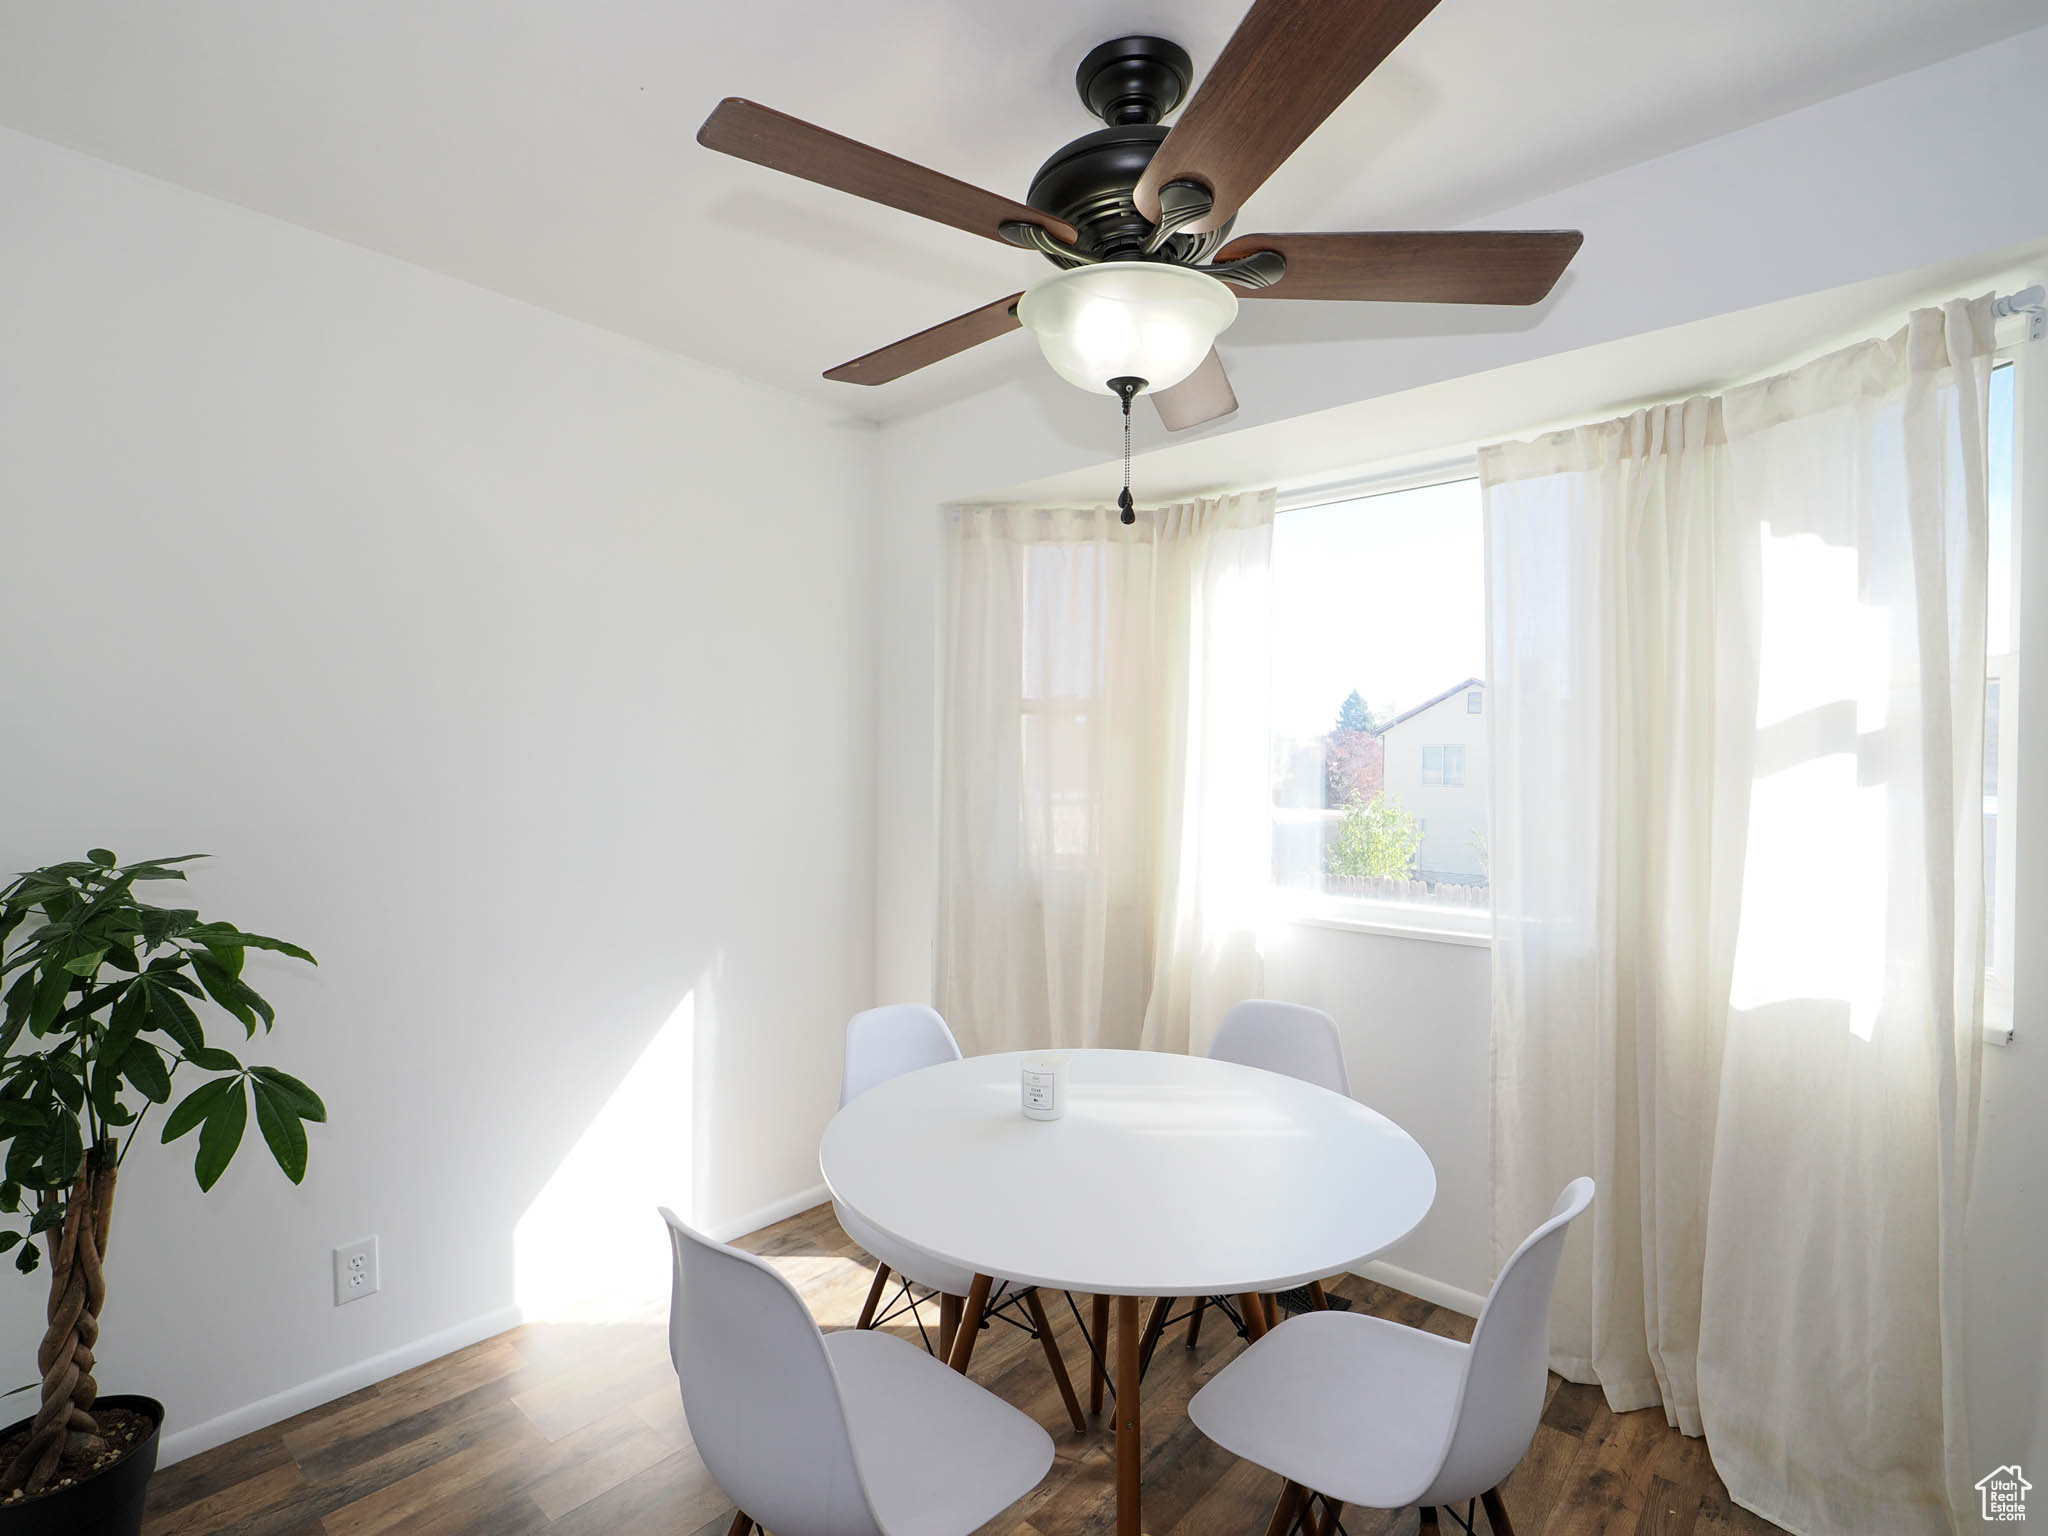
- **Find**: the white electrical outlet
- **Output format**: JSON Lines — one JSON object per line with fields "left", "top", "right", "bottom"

{"left": 334, "top": 1236, "right": 380, "bottom": 1306}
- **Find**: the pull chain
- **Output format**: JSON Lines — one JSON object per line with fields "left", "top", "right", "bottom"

{"left": 1109, "top": 376, "right": 1143, "bottom": 524}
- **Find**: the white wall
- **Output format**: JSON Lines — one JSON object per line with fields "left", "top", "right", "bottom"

{"left": 870, "top": 25, "right": 2048, "bottom": 1494}
{"left": 0, "top": 126, "right": 877, "bottom": 1458}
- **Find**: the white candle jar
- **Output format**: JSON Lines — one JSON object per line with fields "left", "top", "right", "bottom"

{"left": 1020, "top": 1053, "right": 1068, "bottom": 1120}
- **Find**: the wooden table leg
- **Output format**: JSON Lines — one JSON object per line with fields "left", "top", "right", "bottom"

{"left": 726, "top": 1512, "right": 754, "bottom": 1536}
{"left": 946, "top": 1274, "right": 993, "bottom": 1372}
{"left": 857, "top": 1264, "right": 892, "bottom": 1329}
{"left": 938, "top": 1292, "right": 962, "bottom": 1359}
{"left": 1307, "top": 1279, "right": 1331, "bottom": 1311}
{"left": 1136, "top": 1295, "right": 1172, "bottom": 1377}
{"left": 1090, "top": 1293, "right": 1110, "bottom": 1413}
{"left": 1420, "top": 1509, "right": 1440, "bottom": 1533}
{"left": 1237, "top": 1292, "right": 1272, "bottom": 1342}
{"left": 1480, "top": 1487, "right": 1516, "bottom": 1535}
{"left": 1023, "top": 1288, "right": 1088, "bottom": 1434}
{"left": 1186, "top": 1295, "right": 1207, "bottom": 1349}
{"left": 1261, "top": 1481, "right": 1308, "bottom": 1536}
{"left": 1115, "top": 1294, "right": 1142, "bottom": 1536}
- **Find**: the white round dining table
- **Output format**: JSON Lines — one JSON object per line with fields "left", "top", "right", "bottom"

{"left": 820, "top": 1047, "right": 1437, "bottom": 1536}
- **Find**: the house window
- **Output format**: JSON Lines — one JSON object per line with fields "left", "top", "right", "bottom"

{"left": 1270, "top": 474, "right": 1489, "bottom": 922}
{"left": 1985, "top": 357, "right": 2020, "bottom": 1040}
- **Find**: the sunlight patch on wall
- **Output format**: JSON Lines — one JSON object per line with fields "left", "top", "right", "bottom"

{"left": 514, "top": 990, "right": 697, "bottom": 1322}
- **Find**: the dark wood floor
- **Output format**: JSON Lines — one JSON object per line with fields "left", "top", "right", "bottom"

{"left": 141, "top": 1204, "right": 1787, "bottom": 1536}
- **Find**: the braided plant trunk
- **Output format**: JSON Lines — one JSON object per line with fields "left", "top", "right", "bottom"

{"left": 2, "top": 1141, "right": 117, "bottom": 1497}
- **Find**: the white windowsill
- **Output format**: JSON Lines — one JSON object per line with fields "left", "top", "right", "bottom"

{"left": 1278, "top": 899, "right": 1493, "bottom": 948}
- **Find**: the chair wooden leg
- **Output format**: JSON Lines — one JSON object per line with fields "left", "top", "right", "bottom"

{"left": 938, "top": 1292, "right": 962, "bottom": 1359}
{"left": 1023, "top": 1288, "right": 1088, "bottom": 1434}
{"left": 1237, "top": 1292, "right": 1271, "bottom": 1341}
{"left": 1260, "top": 1481, "right": 1309, "bottom": 1536}
{"left": 856, "top": 1264, "right": 891, "bottom": 1330}
{"left": 1315, "top": 1499, "right": 1344, "bottom": 1536}
{"left": 1419, "top": 1509, "right": 1440, "bottom": 1533}
{"left": 945, "top": 1273, "right": 993, "bottom": 1372}
{"left": 1136, "top": 1295, "right": 1172, "bottom": 1377}
{"left": 1264, "top": 1293, "right": 1282, "bottom": 1330}
{"left": 1480, "top": 1487, "right": 1516, "bottom": 1536}
{"left": 1090, "top": 1293, "right": 1110, "bottom": 1413}
{"left": 1185, "top": 1294, "right": 1206, "bottom": 1349}
{"left": 726, "top": 1512, "right": 754, "bottom": 1536}
{"left": 1307, "top": 1279, "right": 1331, "bottom": 1311}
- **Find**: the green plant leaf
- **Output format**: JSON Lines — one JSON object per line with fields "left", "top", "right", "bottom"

{"left": 87, "top": 850, "right": 116, "bottom": 868}
{"left": 0, "top": 1232, "right": 19, "bottom": 1253}
{"left": 0, "top": 1103, "right": 42, "bottom": 1129}
{"left": 61, "top": 949, "right": 105, "bottom": 977}
{"left": 185, "top": 924, "right": 317, "bottom": 966}
{"left": 252, "top": 1080, "right": 308, "bottom": 1184}
{"left": 191, "top": 954, "right": 265, "bottom": 1034}
{"left": 28, "top": 963, "right": 69, "bottom": 1033}
{"left": 161, "top": 1077, "right": 236, "bottom": 1144}
{"left": 194, "top": 1081, "right": 247, "bottom": 1192}
{"left": 13, "top": 1242, "right": 37, "bottom": 1274}
{"left": 249, "top": 1067, "right": 327, "bottom": 1123}
{"left": 122, "top": 1043, "right": 172, "bottom": 1104}
{"left": 28, "top": 1203, "right": 65, "bottom": 1235}
{"left": 146, "top": 984, "right": 206, "bottom": 1054}
{"left": 186, "top": 1046, "right": 240, "bottom": 1072}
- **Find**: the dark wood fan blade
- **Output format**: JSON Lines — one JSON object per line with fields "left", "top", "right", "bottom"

{"left": 1134, "top": 0, "right": 1446, "bottom": 233}
{"left": 1216, "top": 230, "right": 1583, "bottom": 303}
{"left": 1152, "top": 350, "right": 1239, "bottom": 431}
{"left": 824, "top": 293, "right": 1025, "bottom": 385}
{"left": 699, "top": 99, "right": 1076, "bottom": 247}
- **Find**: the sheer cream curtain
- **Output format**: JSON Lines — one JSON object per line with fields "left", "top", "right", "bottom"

{"left": 935, "top": 491, "right": 1274, "bottom": 1056}
{"left": 1484, "top": 298, "right": 1994, "bottom": 1536}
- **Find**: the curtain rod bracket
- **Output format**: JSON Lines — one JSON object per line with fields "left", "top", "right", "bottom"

{"left": 1993, "top": 285, "right": 2045, "bottom": 342}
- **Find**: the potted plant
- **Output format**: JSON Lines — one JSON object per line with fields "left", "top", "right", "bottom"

{"left": 0, "top": 852, "right": 324, "bottom": 1534}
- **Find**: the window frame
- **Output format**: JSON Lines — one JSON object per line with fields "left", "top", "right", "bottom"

{"left": 1269, "top": 460, "right": 1493, "bottom": 946}
{"left": 1986, "top": 346, "right": 2027, "bottom": 1044}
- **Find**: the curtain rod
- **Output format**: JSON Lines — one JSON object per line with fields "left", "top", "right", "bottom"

{"left": 1994, "top": 284, "right": 2045, "bottom": 342}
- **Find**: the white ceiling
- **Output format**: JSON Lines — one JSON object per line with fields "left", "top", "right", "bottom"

{"left": 0, "top": 0, "right": 2038, "bottom": 421}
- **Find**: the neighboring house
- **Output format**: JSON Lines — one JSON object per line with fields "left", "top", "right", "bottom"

{"left": 1377, "top": 678, "right": 1488, "bottom": 884}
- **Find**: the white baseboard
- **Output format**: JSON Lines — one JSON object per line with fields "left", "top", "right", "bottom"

{"left": 709, "top": 1181, "right": 829, "bottom": 1242}
{"left": 1353, "top": 1259, "right": 1488, "bottom": 1319}
{"left": 156, "top": 1303, "right": 523, "bottom": 1468}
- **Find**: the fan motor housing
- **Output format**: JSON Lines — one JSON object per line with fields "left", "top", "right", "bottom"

{"left": 1025, "top": 36, "right": 1231, "bottom": 266}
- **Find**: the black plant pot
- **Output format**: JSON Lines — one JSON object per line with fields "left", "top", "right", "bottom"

{"left": 0, "top": 1395, "right": 162, "bottom": 1536}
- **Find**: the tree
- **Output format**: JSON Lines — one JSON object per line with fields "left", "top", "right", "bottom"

{"left": 0, "top": 852, "right": 323, "bottom": 1498}
{"left": 1335, "top": 690, "right": 1376, "bottom": 734}
{"left": 1325, "top": 793, "right": 1423, "bottom": 880}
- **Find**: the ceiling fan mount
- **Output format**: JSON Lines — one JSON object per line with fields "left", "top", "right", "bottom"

{"left": 1018, "top": 38, "right": 1231, "bottom": 270}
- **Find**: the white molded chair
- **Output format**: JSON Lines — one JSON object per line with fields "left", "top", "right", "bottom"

{"left": 835, "top": 1005, "right": 1088, "bottom": 1433}
{"left": 1186, "top": 1178, "right": 1597, "bottom": 1536}
{"left": 1208, "top": 999, "right": 1351, "bottom": 1097}
{"left": 1178, "top": 1000, "right": 1352, "bottom": 1352}
{"left": 661, "top": 1208, "right": 1053, "bottom": 1536}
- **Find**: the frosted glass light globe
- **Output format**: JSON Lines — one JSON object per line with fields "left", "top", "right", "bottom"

{"left": 1016, "top": 263, "right": 1238, "bottom": 396}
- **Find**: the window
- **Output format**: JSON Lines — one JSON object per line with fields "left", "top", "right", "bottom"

{"left": 1985, "top": 356, "right": 2020, "bottom": 1040}
{"left": 1270, "top": 475, "right": 1489, "bottom": 924}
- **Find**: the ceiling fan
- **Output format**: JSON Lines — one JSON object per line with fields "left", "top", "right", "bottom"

{"left": 698, "top": 0, "right": 1582, "bottom": 451}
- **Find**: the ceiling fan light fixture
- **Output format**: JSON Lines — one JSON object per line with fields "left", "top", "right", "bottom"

{"left": 1016, "top": 262, "right": 1238, "bottom": 397}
